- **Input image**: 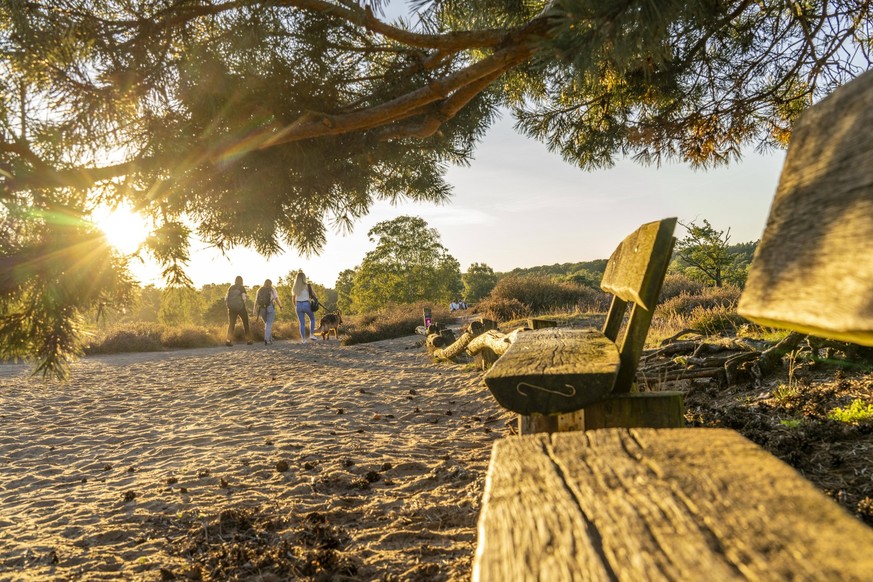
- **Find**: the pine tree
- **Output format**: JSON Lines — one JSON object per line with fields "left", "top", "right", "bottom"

{"left": 2, "top": 0, "right": 870, "bottom": 375}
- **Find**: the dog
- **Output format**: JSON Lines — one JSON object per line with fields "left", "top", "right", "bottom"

{"left": 317, "top": 311, "right": 343, "bottom": 340}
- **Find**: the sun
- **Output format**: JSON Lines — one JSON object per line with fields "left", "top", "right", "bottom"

{"left": 91, "top": 204, "right": 151, "bottom": 255}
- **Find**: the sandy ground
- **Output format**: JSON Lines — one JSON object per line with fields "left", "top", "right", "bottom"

{"left": 0, "top": 335, "right": 513, "bottom": 581}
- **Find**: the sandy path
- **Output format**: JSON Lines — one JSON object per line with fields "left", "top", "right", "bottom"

{"left": 0, "top": 336, "right": 512, "bottom": 581}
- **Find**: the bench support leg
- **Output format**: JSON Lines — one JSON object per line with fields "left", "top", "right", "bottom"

{"left": 519, "top": 410, "right": 584, "bottom": 435}
{"left": 584, "top": 392, "right": 685, "bottom": 430}
{"left": 518, "top": 392, "right": 685, "bottom": 435}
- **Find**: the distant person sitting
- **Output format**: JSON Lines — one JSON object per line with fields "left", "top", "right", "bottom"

{"left": 450, "top": 300, "right": 459, "bottom": 312}
{"left": 225, "top": 276, "right": 253, "bottom": 346}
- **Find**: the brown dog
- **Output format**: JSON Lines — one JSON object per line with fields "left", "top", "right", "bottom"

{"left": 317, "top": 311, "right": 343, "bottom": 340}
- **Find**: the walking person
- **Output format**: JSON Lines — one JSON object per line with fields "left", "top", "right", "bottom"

{"left": 253, "top": 279, "right": 281, "bottom": 345}
{"left": 225, "top": 276, "right": 253, "bottom": 346}
{"left": 291, "top": 271, "right": 317, "bottom": 343}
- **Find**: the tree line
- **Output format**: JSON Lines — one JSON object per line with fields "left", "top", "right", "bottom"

{"left": 110, "top": 215, "right": 756, "bottom": 327}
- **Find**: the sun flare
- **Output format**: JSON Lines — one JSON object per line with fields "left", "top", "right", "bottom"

{"left": 91, "top": 205, "right": 151, "bottom": 255}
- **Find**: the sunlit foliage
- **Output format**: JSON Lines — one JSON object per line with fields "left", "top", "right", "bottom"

{"left": 349, "top": 216, "right": 462, "bottom": 313}
{"left": 2, "top": 0, "right": 870, "bottom": 375}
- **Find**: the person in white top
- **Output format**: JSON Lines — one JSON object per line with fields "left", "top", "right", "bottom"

{"left": 292, "top": 271, "right": 317, "bottom": 343}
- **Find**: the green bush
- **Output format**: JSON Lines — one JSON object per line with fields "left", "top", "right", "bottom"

{"left": 828, "top": 400, "right": 873, "bottom": 424}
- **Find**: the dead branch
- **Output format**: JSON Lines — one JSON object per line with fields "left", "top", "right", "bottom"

{"left": 642, "top": 341, "right": 699, "bottom": 361}
{"left": 759, "top": 331, "right": 806, "bottom": 373}
{"left": 659, "top": 328, "right": 703, "bottom": 345}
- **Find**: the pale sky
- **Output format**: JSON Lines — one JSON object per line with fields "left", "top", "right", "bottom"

{"left": 125, "top": 113, "right": 785, "bottom": 289}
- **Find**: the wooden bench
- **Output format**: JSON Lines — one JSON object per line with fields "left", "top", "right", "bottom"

{"left": 475, "top": 70, "right": 873, "bottom": 580}
{"left": 737, "top": 70, "right": 873, "bottom": 347}
{"left": 474, "top": 428, "right": 873, "bottom": 580}
{"left": 483, "top": 218, "right": 683, "bottom": 433}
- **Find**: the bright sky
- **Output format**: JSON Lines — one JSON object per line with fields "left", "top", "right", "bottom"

{"left": 121, "top": 114, "right": 785, "bottom": 289}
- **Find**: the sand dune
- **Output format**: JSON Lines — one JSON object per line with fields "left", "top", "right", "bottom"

{"left": 0, "top": 335, "right": 512, "bottom": 580}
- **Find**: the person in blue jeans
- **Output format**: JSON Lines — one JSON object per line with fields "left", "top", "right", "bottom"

{"left": 225, "top": 276, "right": 253, "bottom": 346}
{"left": 291, "top": 271, "right": 317, "bottom": 343}
{"left": 253, "top": 279, "right": 281, "bottom": 345}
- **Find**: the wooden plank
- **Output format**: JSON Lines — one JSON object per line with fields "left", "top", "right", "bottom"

{"left": 582, "top": 392, "right": 684, "bottom": 429}
{"left": 528, "top": 318, "right": 558, "bottom": 329}
{"left": 484, "top": 328, "right": 620, "bottom": 415}
{"left": 518, "top": 410, "right": 585, "bottom": 435}
{"left": 518, "top": 394, "right": 683, "bottom": 434}
{"left": 601, "top": 218, "right": 677, "bottom": 311}
{"left": 739, "top": 70, "right": 873, "bottom": 346}
{"left": 474, "top": 428, "right": 873, "bottom": 581}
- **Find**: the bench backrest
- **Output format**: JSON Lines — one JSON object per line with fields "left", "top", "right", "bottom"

{"left": 738, "top": 70, "right": 873, "bottom": 346}
{"left": 601, "top": 217, "right": 677, "bottom": 392}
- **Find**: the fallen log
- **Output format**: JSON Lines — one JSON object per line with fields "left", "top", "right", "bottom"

{"left": 638, "top": 366, "right": 727, "bottom": 384}
{"left": 467, "top": 328, "right": 523, "bottom": 358}
{"left": 431, "top": 328, "right": 475, "bottom": 361}
{"left": 431, "top": 326, "right": 524, "bottom": 364}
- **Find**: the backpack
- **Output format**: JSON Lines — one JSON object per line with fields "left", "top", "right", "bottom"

{"left": 256, "top": 286, "right": 272, "bottom": 310}
{"left": 225, "top": 285, "right": 246, "bottom": 311}
{"left": 308, "top": 284, "right": 320, "bottom": 312}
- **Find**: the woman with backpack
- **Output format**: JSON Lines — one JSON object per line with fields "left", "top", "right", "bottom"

{"left": 225, "top": 276, "right": 253, "bottom": 346}
{"left": 291, "top": 271, "right": 318, "bottom": 343}
{"left": 253, "top": 279, "right": 281, "bottom": 345}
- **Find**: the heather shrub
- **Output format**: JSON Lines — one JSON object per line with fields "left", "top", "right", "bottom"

{"left": 245, "top": 318, "right": 309, "bottom": 341}
{"left": 480, "top": 275, "right": 609, "bottom": 319}
{"left": 160, "top": 325, "right": 219, "bottom": 349}
{"left": 85, "top": 323, "right": 165, "bottom": 354}
{"left": 687, "top": 305, "right": 748, "bottom": 335}
{"left": 647, "top": 285, "right": 749, "bottom": 344}
{"left": 659, "top": 273, "right": 706, "bottom": 302}
{"left": 657, "top": 285, "right": 742, "bottom": 318}
{"left": 478, "top": 297, "right": 530, "bottom": 322}
{"left": 343, "top": 301, "right": 451, "bottom": 345}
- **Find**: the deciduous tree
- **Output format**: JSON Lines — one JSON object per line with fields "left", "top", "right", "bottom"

{"left": 335, "top": 269, "right": 357, "bottom": 315}
{"left": 676, "top": 219, "right": 755, "bottom": 287}
{"left": 463, "top": 262, "right": 499, "bottom": 303}
{"left": 350, "top": 216, "right": 461, "bottom": 313}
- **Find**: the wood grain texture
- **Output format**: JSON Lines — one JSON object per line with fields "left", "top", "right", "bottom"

{"left": 601, "top": 218, "right": 677, "bottom": 311}
{"left": 582, "top": 392, "right": 684, "bottom": 429}
{"left": 484, "top": 328, "right": 620, "bottom": 415}
{"left": 739, "top": 70, "right": 873, "bottom": 346}
{"left": 474, "top": 428, "right": 873, "bottom": 581}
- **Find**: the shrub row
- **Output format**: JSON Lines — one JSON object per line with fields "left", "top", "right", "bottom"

{"left": 476, "top": 275, "right": 611, "bottom": 321}
{"left": 342, "top": 301, "right": 452, "bottom": 345}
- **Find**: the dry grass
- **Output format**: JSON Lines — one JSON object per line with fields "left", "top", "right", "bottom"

{"left": 342, "top": 301, "right": 453, "bottom": 345}
{"left": 477, "top": 275, "right": 610, "bottom": 322}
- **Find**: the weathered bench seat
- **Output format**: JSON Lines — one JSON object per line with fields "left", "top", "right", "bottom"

{"left": 483, "top": 218, "right": 679, "bottom": 432}
{"left": 483, "top": 328, "right": 621, "bottom": 414}
{"left": 474, "top": 428, "right": 873, "bottom": 581}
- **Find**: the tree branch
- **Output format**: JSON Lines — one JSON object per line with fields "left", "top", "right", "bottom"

{"left": 260, "top": 37, "right": 538, "bottom": 148}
